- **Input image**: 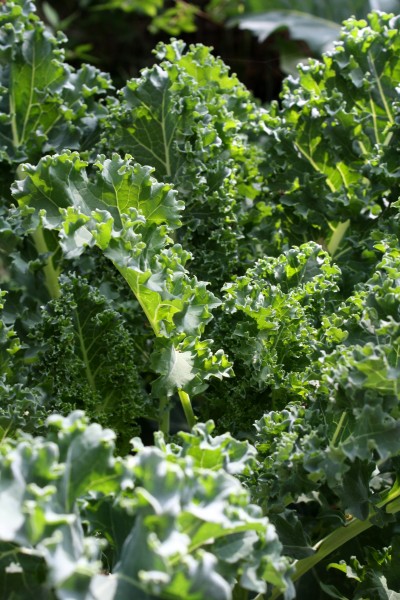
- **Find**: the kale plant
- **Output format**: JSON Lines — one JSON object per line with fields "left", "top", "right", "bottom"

{"left": 0, "top": 2, "right": 400, "bottom": 599}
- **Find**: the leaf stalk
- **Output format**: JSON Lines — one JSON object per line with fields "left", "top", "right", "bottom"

{"left": 268, "top": 481, "right": 400, "bottom": 599}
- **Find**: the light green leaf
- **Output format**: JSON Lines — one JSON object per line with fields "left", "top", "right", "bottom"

{"left": 12, "top": 152, "right": 231, "bottom": 399}
{"left": 234, "top": 10, "right": 341, "bottom": 53}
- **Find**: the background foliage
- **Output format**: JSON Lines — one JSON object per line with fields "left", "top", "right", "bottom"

{"left": 1, "top": 1, "right": 400, "bottom": 599}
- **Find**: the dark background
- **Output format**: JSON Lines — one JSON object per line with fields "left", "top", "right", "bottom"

{"left": 35, "top": 0, "right": 291, "bottom": 102}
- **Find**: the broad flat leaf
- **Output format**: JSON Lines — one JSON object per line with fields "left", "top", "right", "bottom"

{"left": 335, "top": 460, "right": 374, "bottom": 520}
{"left": 151, "top": 337, "right": 231, "bottom": 397}
{"left": 31, "top": 274, "right": 149, "bottom": 452}
{"left": 0, "top": 10, "right": 67, "bottom": 162}
{"left": 356, "top": 573, "right": 400, "bottom": 600}
{"left": 319, "top": 581, "right": 350, "bottom": 599}
{"left": 0, "top": 414, "right": 113, "bottom": 598}
{"left": 270, "top": 511, "right": 313, "bottom": 560}
{"left": 340, "top": 405, "right": 400, "bottom": 462}
{"left": 151, "top": 344, "right": 195, "bottom": 393}
{"left": 234, "top": 0, "right": 384, "bottom": 23}
{"left": 173, "top": 420, "right": 257, "bottom": 475}
{"left": 0, "top": 413, "right": 289, "bottom": 600}
{"left": 46, "top": 411, "right": 119, "bottom": 511}
{"left": 234, "top": 11, "right": 341, "bottom": 53}
{"left": 109, "top": 63, "right": 189, "bottom": 179}
{"left": 113, "top": 443, "right": 290, "bottom": 598}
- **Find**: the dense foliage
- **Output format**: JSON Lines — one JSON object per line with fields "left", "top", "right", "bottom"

{"left": 1, "top": 1, "right": 400, "bottom": 598}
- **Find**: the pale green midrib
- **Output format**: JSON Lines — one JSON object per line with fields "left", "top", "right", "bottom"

{"left": 370, "top": 95, "right": 380, "bottom": 145}
{"left": 114, "top": 267, "right": 197, "bottom": 433}
{"left": 100, "top": 389, "right": 114, "bottom": 413}
{"left": 133, "top": 98, "right": 169, "bottom": 173}
{"left": 178, "top": 389, "right": 196, "bottom": 429}
{"left": 327, "top": 219, "right": 350, "bottom": 256}
{"left": 132, "top": 135, "right": 168, "bottom": 172}
{"left": 292, "top": 519, "right": 373, "bottom": 582}
{"left": 134, "top": 93, "right": 180, "bottom": 178}
{"left": 136, "top": 287, "right": 160, "bottom": 335}
{"left": 116, "top": 266, "right": 160, "bottom": 337}
{"left": 62, "top": 447, "right": 119, "bottom": 513}
{"left": 9, "top": 78, "right": 19, "bottom": 148}
{"left": 75, "top": 308, "right": 97, "bottom": 391}
{"left": 331, "top": 410, "right": 347, "bottom": 446}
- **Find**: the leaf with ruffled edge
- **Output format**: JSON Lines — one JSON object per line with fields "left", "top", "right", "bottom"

{"left": 12, "top": 151, "right": 232, "bottom": 405}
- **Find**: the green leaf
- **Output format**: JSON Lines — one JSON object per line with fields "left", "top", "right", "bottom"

{"left": 0, "top": 412, "right": 114, "bottom": 597}
{"left": 96, "top": 0, "right": 163, "bottom": 17}
{"left": 356, "top": 573, "right": 400, "bottom": 600}
{"left": 172, "top": 419, "right": 257, "bottom": 475}
{"left": 252, "top": 12, "right": 400, "bottom": 282}
{"left": 0, "top": 411, "right": 291, "bottom": 599}
{"left": 47, "top": 411, "right": 120, "bottom": 509}
{"left": 113, "top": 441, "right": 290, "bottom": 598}
{"left": 12, "top": 152, "right": 231, "bottom": 401}
{"left": 108, "top": 61, "right": 190, "bottom": 179}
{"left": 222, "top": 242, "right": 340, "bottom": 396}
{"left": 151, "top": 337, "right": 231, "bottom": 397}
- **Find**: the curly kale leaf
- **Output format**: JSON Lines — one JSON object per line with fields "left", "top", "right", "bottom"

{"left": 199, "top": 243, "right": 341, "bottom": 434}
{"left": 317, "top": 242, "right": 400, "bottom": 469}
{"left": 244, "top": 242, "right": 400, "bottom": 596}
{"left": 0, "top": 288, "right": 46, "bottom": 437}
{"left": 251, "top": 241, "right": 400, "bottom": 501}
{"left": 0, "top": 411, "right": 293, "bottom": 600}
{"left": 251, "top": 12, "right": 400, "bottom": 287}
{"left": 0, "top": 1, "right": 111, "bottom": 169}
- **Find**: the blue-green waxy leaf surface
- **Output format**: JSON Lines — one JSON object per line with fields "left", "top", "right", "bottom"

{"left": 0, "top": 412, "right": 292, "bottom": 600}
{"left": 3, "top": 5, "right": 400, "bottom": 600}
